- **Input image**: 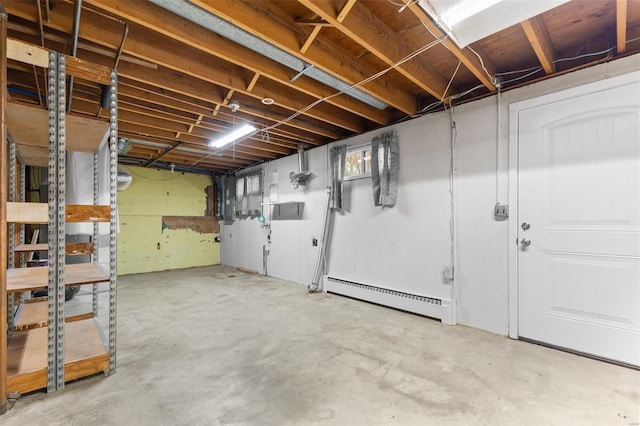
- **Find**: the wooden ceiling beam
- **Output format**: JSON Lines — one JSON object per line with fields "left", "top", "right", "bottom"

{"left": 7, "top": 37, "right": 337, "bottom": 159}
{"left": 337, "top": 0, "right": 357, "bottom": 23}
{"left": 142, "top": 149, "right": 253, "bottom": 168}
{"left": 117, "top": 130, "right": 275, "bottom": 162}
{"left": 76, "top": 48, "right": 341, "bottom": 140}
{"left": 7, "top": 20, "right": 157, "bottom": 69}
{"left": 118, "top": 79, "right": 214, "bottom": 116}
{"left": 116, "top": 80, "right": 328, "bottom": 143}
{"left": 80, "top": 0, "right": 392, "bottom": 125}
{"left": 142, "top": 148, "right": 253, "bottom": 168}
{"left": 617, "top": 0, "right": 628, "bottom": 53}
{"left": 7, "top": 15, "right": 352, "bottom": 141}
{"left": 122, "top": 148, "right": 247, "bottom": 170}
{"left": 521, "top": 16, "right": 556, "bottom": 74}
{"left": 119, "top": 122, "right": 282, "bottom": 161}
{"left": 404, "top": 2, "right": 497, "bottom": 92}
{"left": 246, "top": 72, "right": 260, "bottom": 92}
{"left": 300, "top": 0, "right": 357, "bottom": 55}
{"left": 116, "top": 109, "right": 293, "bottom": 156}
{"left": 219, "top": 91, "right": 342, "bottom": 140}
{"left": 298, "top": 0, "right": 451, "bottom": 100}
{"left": 6, "top": 1, "right": 363, "bottom": 134}
{"left": 295, "top": 19, "right": 331, "bottom": 27}
{"left": 51, "top": 78, "right": 306, "bottom": 151}
{"left": 189, "top": 0, "right": 417, "bottom": 115}
{"left": 300, "top": 25, "right": 321, "bottom": 54}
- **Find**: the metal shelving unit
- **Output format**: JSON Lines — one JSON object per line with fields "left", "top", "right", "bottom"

{"left": 1, "top": 37, "right": 118, "bottom": 408}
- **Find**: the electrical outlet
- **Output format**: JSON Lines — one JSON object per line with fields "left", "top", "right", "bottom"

{"left": 312, "top": 238, "right": 318, "bottom": 247}
{"left": 494, "top": 203, "right": 509, "bottom": 219}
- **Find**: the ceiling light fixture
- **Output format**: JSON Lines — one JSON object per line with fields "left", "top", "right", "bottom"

{"left": 229, "top": 100, "right": 240, "bottom": 112}
{"left": 261, "top": 97, "right": 275, "bottom": 105}
{"left": 209, "top": 123, "right": 256, "bottom": 148}
{"left": 419, "top": 0, "right": 570, "bottom": 48}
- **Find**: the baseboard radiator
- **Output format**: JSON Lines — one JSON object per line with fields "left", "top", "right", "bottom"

{"left": 323, "top": 276, "right": 454, "bottom": 324}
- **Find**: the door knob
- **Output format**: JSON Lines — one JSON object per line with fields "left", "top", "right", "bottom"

{"left": 521, "top": 238, "right": 531, "bottom": 247}
{"left": 521, "top": 222, "right": 531, "bottom": 231}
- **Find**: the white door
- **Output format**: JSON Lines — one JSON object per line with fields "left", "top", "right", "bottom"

{"left": 518, "top": 80, "right": 640, "bottom": 366}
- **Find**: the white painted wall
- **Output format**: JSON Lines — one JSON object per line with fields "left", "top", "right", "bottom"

{"left": 221, "top": 54, "right": 640, "bottom": 336}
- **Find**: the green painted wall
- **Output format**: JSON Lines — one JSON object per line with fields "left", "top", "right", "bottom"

{"left": 117, "top": 166, "right": 220, "bottom": 275}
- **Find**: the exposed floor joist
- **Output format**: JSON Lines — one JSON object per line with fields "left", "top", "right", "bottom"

{"left": 521, "top": 17, "right": 556, "bottom": 74}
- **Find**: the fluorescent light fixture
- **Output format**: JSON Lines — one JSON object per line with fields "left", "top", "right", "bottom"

{"left": 209, "top": 124, "right": 256, "bottom": 148}
{"left": 419, "top": 0, "right": 570, "bottom": 47}
{"left": 441, "top": 0, "right": 502, "bottom": 27}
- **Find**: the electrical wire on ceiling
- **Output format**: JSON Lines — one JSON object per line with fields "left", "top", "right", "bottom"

{"left": 193, "top": 35, "right": 447, "bottom": 167}
{"left": 196, "top": 9, "right": 639, "bottom": 171}
{"left": 387, "top": 0, "right": 420, "bottom": 13}
{"left": 466, "top": 45, "right": 497, "bottom": 86}
{"left": 442, "top": 60, "right": 462, "bottom": 101}
{"left": 411, "top": 35, "right": 636, "bottom": 120}
{"left": 257, "top": 35, "right": 447, "bottom": 133}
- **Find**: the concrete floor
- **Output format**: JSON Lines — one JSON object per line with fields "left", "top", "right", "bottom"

{"left": 3, "top": 265, "right": 639, "bottom": 425}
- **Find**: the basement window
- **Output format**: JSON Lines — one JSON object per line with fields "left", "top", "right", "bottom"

{"left": 344, "top": 145, "right": 371, "bottom": 180}
{"left": 235, "top": 171, "right": 262, "bottom": 218}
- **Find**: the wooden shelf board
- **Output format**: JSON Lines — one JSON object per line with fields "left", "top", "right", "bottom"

{"left": 66, "top": 204, "right": 110, "bottom": 223}
{"left": 7, "top": 318, "right": 109, "bottom": 395}
{"left": 7, "top": 102, "right": 108, "bottom": 153}
{"left": 8, "top": 203, "right": 110, "bottom": 224}
{"left": 7, "top": 263, "right": 109, "bottom": 293}
{"left": 14, "top": 243, "right": 48, "bottom": 253}
{"left": 14, "top": 144, "right": 48, "bottom": 167}
{"left": 15, "top": 242, "right": 96, "bottom": 255}
{"left": 14, "top": 299, "right": 94, "bottom": 331}
{"left": 7, "top": 202, "right": 48, "bottom": 224}
{"left": 14, "top": 300, "right": 48, "bottom": 331}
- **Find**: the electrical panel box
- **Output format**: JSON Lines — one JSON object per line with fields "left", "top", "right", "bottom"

{"left": 494, "top": 203, "right": 509, "bottom": 220}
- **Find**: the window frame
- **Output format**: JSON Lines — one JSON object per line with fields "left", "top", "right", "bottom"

{"left": 234, "top": 170, "right": 263, "bottom": 218}
{"left": 343, "top": 144, "right": 372, "bottom": 181}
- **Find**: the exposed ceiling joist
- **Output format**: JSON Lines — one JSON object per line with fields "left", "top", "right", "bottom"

{"left": 7, "top": 1, "right": 359, "bottom": 135}
{"left": 189, "top": 0, "right": 417, "bottom": 115}
{"left": 300, "top": 25, "right": 321, "bottom": 54}
{"left": 337, "top": 0, "right": 358, "bottom": 23}
{"left": 404, "top": 2, "right": 497, "bottom": 91}
{"left": 81, "top": 0, "right": 390, "bottom": 125}
{"left": 617, "top": 0, "right": 628, "bottom": 53}
{"left": 521, "top": 17, "right": 556, "bottom": 74}
{"left": 298, "top": 0, "right": 452, "bottom": 100}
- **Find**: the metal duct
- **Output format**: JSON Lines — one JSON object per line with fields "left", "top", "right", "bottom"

{"left": 289, "top": 144, "right": 312, "bottom": 189}
{"left": 117, "top": 138, "right": 132, "bottom": 155}
{"left": 148, "top": 0, "right": 388, "bottom": 110}
{"left": 117, "top": 166, "right": 132, "bottom": 191}
{"left": 297, "top": 144, "right": 306, "bottom": 173}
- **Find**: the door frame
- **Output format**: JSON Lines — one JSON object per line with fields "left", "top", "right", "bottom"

{"left": 507, "top": 71, "right": 640, "bottom": 340}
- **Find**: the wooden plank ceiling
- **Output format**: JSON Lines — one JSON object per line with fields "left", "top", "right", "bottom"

{"left": 4, "top": 0, "right": 640, "bottom": 174}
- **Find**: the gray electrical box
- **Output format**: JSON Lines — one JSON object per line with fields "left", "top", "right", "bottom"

{"left": 494, "top": 203, "right": 509, "bottom": 220}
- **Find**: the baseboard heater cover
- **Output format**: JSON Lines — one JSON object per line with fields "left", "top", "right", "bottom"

{"left": 323, "top": 276, "right": 454, "bottom": 324}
